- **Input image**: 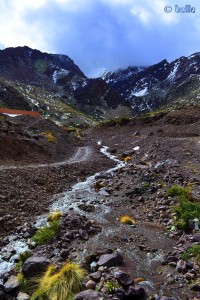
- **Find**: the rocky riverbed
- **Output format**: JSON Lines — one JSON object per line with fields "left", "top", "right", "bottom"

{"left": 0, "top": 106, "right": 200, "bottom": 299}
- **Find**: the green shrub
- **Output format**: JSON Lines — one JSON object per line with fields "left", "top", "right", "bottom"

{"left": 167, "top": 185, "right": 192, "bottom": 201}
{"left": 174, "top": 200, "right": 200, "bottom": 230}
{"left": 104, "top": 280, "right": 121, "bottom": 293}
{"left": 31, "top": 262, "right": 86, "bottom": 300}
{"left": 31, "top": 220, "right": 59, "bottom": 246}
{"left": 167, "top": 185, "right": 200, "bottom": 230}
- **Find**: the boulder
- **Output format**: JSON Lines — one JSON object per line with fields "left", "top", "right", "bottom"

{"left": 74, "top": 289, "right": 102, "bottom": 300}
{"left": 126, "top": 284, "right": 145, "bottom": 297}
{"left": 89, "top": 271, "right": 102, "bottom": 282}
{"left": 97, "top": 252, "right": 123, "bottom": 267}
{"left": 115, "top": 271, "right": 133, "bottom": 286}
{"left": 22, "top": 256, "right": 51, "bottom": 278}
{"left": 86, "top": 280, "right": 96, "bottom": 290}
{"left": 176, "top": 260, "right": 187, "bottom": 273}
{"left": 191, "top": 284, "right": 200, "bottom": 292}
{"left": 3, "top": 275, "right": 20, "bottom": 293}
{"left": 193, "top": 235, "right": 200, "bottom": 242}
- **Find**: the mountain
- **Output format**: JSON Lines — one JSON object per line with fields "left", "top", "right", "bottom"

{"left": 102, "top": 53, "right": 200, "bottom": 112}
{"left": 1, "top": 46, "right": 200, "bottom": 123}
{"left": 0, "top": 46, "right": 122, "bottom": 122}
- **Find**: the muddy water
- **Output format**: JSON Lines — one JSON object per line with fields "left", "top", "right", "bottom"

{"left": 0, "top": 145, "right": 173, "bottom": 293}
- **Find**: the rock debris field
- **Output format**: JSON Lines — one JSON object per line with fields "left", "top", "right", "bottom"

{"left": 0, "top": 106, "right": 200, "bottom": 299}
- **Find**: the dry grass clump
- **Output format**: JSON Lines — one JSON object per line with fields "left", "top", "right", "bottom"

{"left": 119, "top": 215, "right": 136, "bottom": 225}
{"left": 41, "top": 131, "right": 57, "bottom": 143}
{"left": 48, "top": 211, "right": 62, "bottom": 222}
{"left": 31, "top": 262, "right": 86, "bottom": 300}
{"left": 124, "top": 156, "right": 132, "bottom": 163}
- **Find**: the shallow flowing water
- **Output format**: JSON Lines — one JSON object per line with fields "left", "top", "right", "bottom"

{"left": 0, "top": 144, "right": 173, "bottom": 290}
{"left": 0, "top": 145, "right": 125, "bottom": 282}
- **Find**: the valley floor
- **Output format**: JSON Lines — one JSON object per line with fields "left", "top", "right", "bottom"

{"left": 1, "top": 106, "right": 200, "bottom": 299}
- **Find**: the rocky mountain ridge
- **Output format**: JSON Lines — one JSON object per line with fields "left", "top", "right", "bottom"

{"left": 1, "top": 46, "right": 200, "bottom": 124}
{"left": 102, "top": 53, "right": 200, "bottom": 112}
{"left": 0, "top": 46, "right": 122, "bottom": 122}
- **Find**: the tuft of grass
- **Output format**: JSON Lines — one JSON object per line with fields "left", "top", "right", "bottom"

{"left": 124, "top": 156, "right": 132, "bottom": 163}
{"left": 41, "top": 131, "right": 57, "bottom": 143}
{"left": 31, "top": 220, "right": 59, "bottom": 246}
{"left": 31, "top": 262, "right": 86, "bottom": 300}
{"left": 17, "top": 272, "right": 38, "bottom": 294}
{"left": 94, "top": 182, "right": 105, "bottom": 191}
{"left": 48, "top": 211, "right": 62, "bottom": 222}
{"left": 119, "top": 215, "right": 136, "bottom": 225}
{"left": 182, "top": 245, "right": 200, "bottom": 262}
{"left": 167, "top": 185, "right": 192, "bottom": 201}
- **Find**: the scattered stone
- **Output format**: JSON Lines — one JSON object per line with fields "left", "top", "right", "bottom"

{"left": 89, "top": 271, "right": 102, "bottom": 282}
{"left": 191, "top": 284, "right": 200, "bottom": 292}
{"left": 176, "top": 260, "right": 187, "bottom": 274}
{"left": 126, "top": 284, "right": 145, "bottom": 297}
{"left": 16, "top": 292, "right": 30, "bottom": 300}
{"left": 97, "top": 252, "right": 123, "bottom": 267}
{"left": 115, "top": 271, "right": 133, "bottom": 286}
{"left": 86, "top": 280, "right": 96, "bottom": 290}
{"left": 74, "top": 289, "right": 102, "bottom": 300}
{"left": 3, "top": 275, "right": 20, "bottom": 293}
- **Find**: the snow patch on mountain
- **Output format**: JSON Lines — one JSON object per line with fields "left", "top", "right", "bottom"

{"left": 132, "top": 87, "right": 148, "bottom": 97}
{"left": 52, "top": 69, "right": 70, "bottom": 83}
{"left": 167, "top": 62, "right": 179, "bottom": 81}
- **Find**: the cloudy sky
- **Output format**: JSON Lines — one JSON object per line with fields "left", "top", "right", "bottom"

{"left": 0, "top": 0, "right": 200, "bottom": 76}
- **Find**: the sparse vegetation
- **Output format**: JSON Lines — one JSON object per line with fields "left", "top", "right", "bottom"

{"left": 119, "top": 215, "right": 136, "bottom": 225}
{"left": 31, "top": 220, "right": 59, "bottom": 246}
{"left": 31, "top": 262, "right": 86, "bottom": 300}
{"left": 17, "top": 272, "right": 38, "bottom": 295}
{"left": 167, "top": 185, "right": 192, "bottom": 201}
{"left": 124, "top": 156, "right": 132, "bottom": 163}
{"left": 167, "top": 185, "right": 200, "bottom": 230}
{"left": 41, "top": 131, "right": 57, "bottom": 143}
{"left": 94, "top": 181, "right": 105, "bottom": 191}
{"left": 104, "top": 280, "right": 121, "bottom": 293}
{"left": 182, "top": 245, "right": 200, "bottom": 263}
{"left": 97, "top": 116, "right": 130, "bottom": 128}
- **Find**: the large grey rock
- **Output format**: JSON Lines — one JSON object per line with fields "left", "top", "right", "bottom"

{"left": 97, "top": 252, "right": 123, "bottom": 267}
{"left": 3, "top": 275, "right": 20, "bottom": 293}
{"left": 89, "top": 271, "right": 102, "bottom": 282}
{"left": 74, "top": 289, "right": 102, "bottom": 300}
{"left": 22, "top": 256, "right": 51, "bottom": 278}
